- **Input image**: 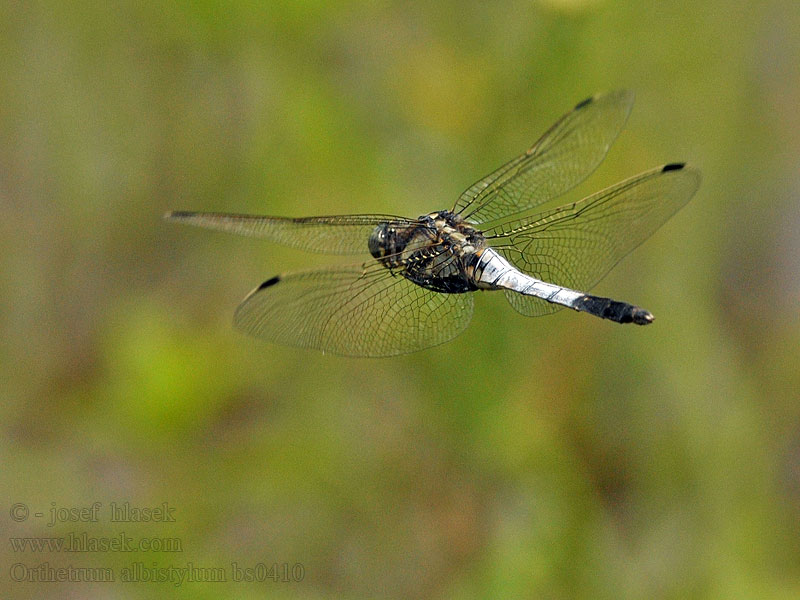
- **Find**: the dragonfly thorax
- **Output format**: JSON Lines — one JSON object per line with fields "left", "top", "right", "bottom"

{"left": 368, "top": 210, "right": 487, "bottom": 294}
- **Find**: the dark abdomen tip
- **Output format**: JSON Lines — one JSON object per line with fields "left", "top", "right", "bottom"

{"left": 574, "top": 294, "right": 654, "bottom": 325}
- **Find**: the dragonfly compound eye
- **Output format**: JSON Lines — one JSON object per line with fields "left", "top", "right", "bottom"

{"left": 368, "top": 223, "right": 388, "bottom": 259}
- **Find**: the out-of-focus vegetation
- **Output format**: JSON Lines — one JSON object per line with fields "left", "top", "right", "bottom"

{"left": 2, "top": 1, "right": 799, "bottom": 598}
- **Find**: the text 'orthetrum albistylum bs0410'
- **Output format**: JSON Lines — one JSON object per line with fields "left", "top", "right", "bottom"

{"left": 166, "top": 90, "right": 700, "bottom": 357}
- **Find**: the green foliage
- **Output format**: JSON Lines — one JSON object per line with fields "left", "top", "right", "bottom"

{"left": 2, "top": 1, "right": 800, "bottom": 598}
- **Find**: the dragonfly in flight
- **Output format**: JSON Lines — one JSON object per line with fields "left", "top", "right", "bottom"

{"left": 166, "top": 90, "right": 700, "bottom": 357}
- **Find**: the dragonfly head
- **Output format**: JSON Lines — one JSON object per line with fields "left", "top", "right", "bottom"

{"left": 368, "top": 223, "right": 390, "bottom": 259}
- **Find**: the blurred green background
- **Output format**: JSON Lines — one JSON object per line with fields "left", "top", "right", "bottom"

{"left": 2, "top": 1, "right": 799, "bottom": 598}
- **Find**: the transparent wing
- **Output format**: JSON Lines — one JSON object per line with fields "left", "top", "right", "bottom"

{"left": 233, "top": 262, "right": 474, "bottom": 357}
{"left": 164, "top": 212, "right": 412, "bottom": 255}
{"left": 483, "top": 164, "right": 701, "bottom": 316}
{"left": 453, "top": 90, "right": 634, "bottom": 224}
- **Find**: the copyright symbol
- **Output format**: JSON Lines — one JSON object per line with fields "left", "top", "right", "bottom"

{"left": 10, "top": 503, "right": 29, "bottom": 521}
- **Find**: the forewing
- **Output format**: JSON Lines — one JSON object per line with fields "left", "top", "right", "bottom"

{"left": 233, "top": 262, "right": 474, "bottom": 357}
{"left": 164, "top": 212, "right": 412, "bottom": 255}
{"left": 453, "top": 90, "right": 634, "bottom": 224}
{"left": 484, "top": 164, "right": 701, "bottom": 316}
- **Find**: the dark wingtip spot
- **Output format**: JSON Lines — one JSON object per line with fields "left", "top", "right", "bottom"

{"left": 258, "top": 276, "right": 280, "bottom": 290}
{"left": 662, "top": 162, "right": 685, "bottom": 172}
{"left": 574, "top": 95, "right": 594, "bottom": 110}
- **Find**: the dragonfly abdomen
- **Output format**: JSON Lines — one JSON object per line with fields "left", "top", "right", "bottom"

{"left": 472, "top": 248, "right": 653, "bottom": 325}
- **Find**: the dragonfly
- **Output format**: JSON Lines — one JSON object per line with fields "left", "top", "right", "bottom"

{"left": 166, "top": 90, "right": 700, "bottom": 357}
